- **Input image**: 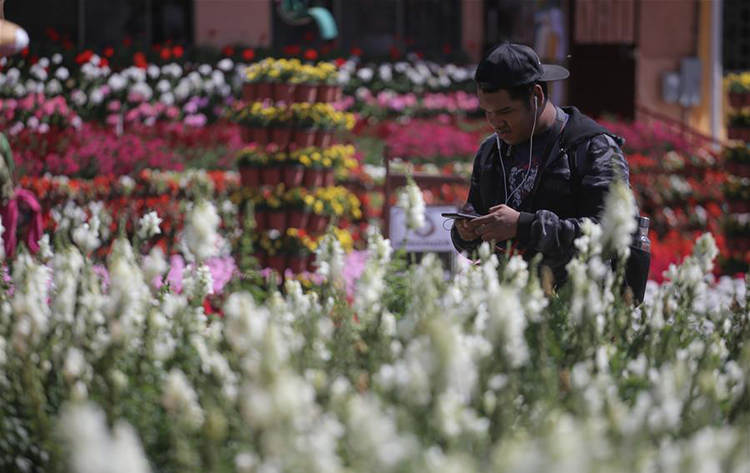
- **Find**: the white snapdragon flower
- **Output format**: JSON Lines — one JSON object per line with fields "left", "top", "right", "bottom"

{"left": 142, "top": 246, "right": 168, "bottom": 284}
{"left": 397, "top": 179, "right": 425, "bottom": 231}
{"left": 315, "top": 233, "right": 345, "bottom": 282}
{"left": 58, "top": 402, "right": 152, "bottom": 473}
{"left": 353, "top": 231, "right": 392, "bottom": 323}
{"left": 600, "top": 180, "right": 637, "bottom": 258}
{"left": 182, "top": 263, "right": 214, "bottom": 300}
{"left": 161, "top": 369, "right": 204, "bottom": 429}
{"left": 183, "top": 200, "right": 221, "bottom": 262}
{"left": 137, "top": 211, "right": 162, "bottom": 240}
{"left": 72, "top": 215, "right": 101, "bottom": 254}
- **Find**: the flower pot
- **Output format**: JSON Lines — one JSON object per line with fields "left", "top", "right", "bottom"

{"left": 295, "top": 84, "right": 318, "bottom": 103}
{"left": 239, "top": 166, "right": 260, "bottom": 187}
{"left": 303, "top": 168, "right": 324, "bottom": 188}
{"left": 267, "top": 254, "right": 287, "bottom": 273}
{"left": 254, "top": 209, "right": 269, "bottom": 232}
{"left": 728, "top": 200, "right": 750, "bottom": 214}
{"left": 283, "top": 164, "right": 305, "bottom": 187}
{"left": 240, "top": 126, "right": 254, "bottom": 143}
{"left": 267, "top": 210, "right": 288, "bottom": 231}
{"left": 242, "top": 83, "right": 257, "bottom": 102}
{"left": 315, "top": 129, "right": 333, "bottom": 148}
{"left": 317, "top": 84, "right": 336, "bottom": 103}
{"left": 322, "top": 168, "right": 335, "bottom": 187}
{"left": 727, "top": 127, "right": 750, "bottom": 141}
{"left": 293, "top": 128, "right": 317, "bottom": 148}
{"left": 287, "top": 209, "right": 310, "bottom": 228}
{"left": 726, "top": 236, "right": 750, "bottom": 253}
{"left": 333, "top": 86, "right": 343, "bottom": 102}
{"left": 252, "top": 127, "right": 271, "bottom": 145}
{"left": 272, "top": 83, "right": 295, "bottom": 102}
{"left": 308, "top": 214, "right": 329, "bottom": 233}
{"left": 288, "top": 255, "right": 308, "bottom": 273}
{"left": 728, "top": 92, "right": 750, "bottom": 108}
{"left": 256, "top": 82, "right": 273, "bottom": 101}
{"left": 271, "top": 127, "right": 292, "bottom": 148}
{"left": 727, "top": 162, "right": 750, "bottom": 178}
{"left": 261, "top": 166, "right": 282, "bottom": 186}
{"left": 253, "top": 252, "right": 267, "bottom": 269}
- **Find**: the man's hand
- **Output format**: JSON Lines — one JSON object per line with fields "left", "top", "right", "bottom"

{"left": 454, "top": 218, "right": 478, "bottom": 241}
{"left": 467, "top": 204, "right": 520, "bottom": 242}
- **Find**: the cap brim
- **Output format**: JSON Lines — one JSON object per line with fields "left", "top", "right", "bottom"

{"left": 539, "top": 64, "right": 569, "bottom": 82}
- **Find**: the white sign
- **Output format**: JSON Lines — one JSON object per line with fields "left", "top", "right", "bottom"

{"left": 389, "top": 205, "right": 457, "bottom": 252}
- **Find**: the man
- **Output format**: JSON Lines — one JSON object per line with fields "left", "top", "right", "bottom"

{"left": 452, "top": 42, "right": 644, "bottom": 294}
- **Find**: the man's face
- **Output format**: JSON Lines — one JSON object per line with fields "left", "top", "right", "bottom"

{"left": 478, "top": 88, "right": 535, "bottom": 146}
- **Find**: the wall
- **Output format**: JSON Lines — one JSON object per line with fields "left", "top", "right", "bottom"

{"left": 194, "top": 0, "right": 272, "bottom": 47}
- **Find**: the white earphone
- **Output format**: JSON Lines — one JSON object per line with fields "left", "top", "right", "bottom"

{"left": 497, "top": 92, "right": 540, "bottom": 206}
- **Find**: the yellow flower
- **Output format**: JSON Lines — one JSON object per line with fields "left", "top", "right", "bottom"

{"left": 313, "top": 200, "right": 324, "bottom": 214}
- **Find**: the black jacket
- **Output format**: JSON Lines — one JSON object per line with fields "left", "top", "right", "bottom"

{"left": 451, "top": 106, "right": 633, "bottom": 284}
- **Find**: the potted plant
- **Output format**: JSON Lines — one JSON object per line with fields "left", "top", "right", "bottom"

{"left": 299, "top": 148, "right": 325, "bottom": 188}
{"left": 291, "top": 102, "right": 318, "bottom": 148}
{"left": 261, "top": 145, "right": 286, "bottom": 185}
{"left": 284, "top": 228, "right": 313, "bottom": 273}
{"left": 283, "top": 151, "right": 306, "bottom": 187}
{"left": 269, "top": 58, "right": 299, "bottom": 103}
{"left": 285, "top": 187, "right": 314, "bottom": 229}
{"left": 269, "top": 105, "right": 293, "bottom": 147}
{"left": 727, "top": 72, "right": 750, "bottom": 108}
{"left": 236, "top": 145, "right": 262, "bottom": 187}
{"left": 294, "top": 64, "right": 320, "bottom": 103}
{"left": 251, "top": 58, "right": 275, "bottom": 101}
{"left": 316, "top": 62, "right": 339, "bottom": 103}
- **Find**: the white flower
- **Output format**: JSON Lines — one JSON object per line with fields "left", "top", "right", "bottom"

{"left": 72, "top": 216, "right": 101, "bottom": 254}
{"left": 89, "top": 87, "right": 105, "bottom": 105}
{"left": 182, "top": 263, "right": 214, "bottom": 300}
{"left": 63, "top": 347, "right": 87, "bottom": 382}
{"left": 161, "top": 369, "right": 204, "bottom": 429}
{"left": 397, "top": 179, "right": 426, "bottom": 231}
{"left": 143, "top": 246, "right": 168, "bottom": 284}
{"left": 58, "top": 402, "right": 152, "bottom": 473}
{"left": 71, "top": 89, "right": 87, "bottom": 107}
{"left": 315, "top": 233, "right": 345, "bottom": 282}
{"left": 353, "top": 231, "right": 392, "bottom": 323}
{"left": 55, "top": 67, "right": 70, "bottom": 81}
{"left": 357, "top": 67, "right": 374, "bottom": 82}
{"left": 183, "top": 200, "right": 221, "bottom": 262}
{"left": 600, "top": 180, "right": 637, "bottom": 258}
{"left": 137, "top": 211, "right": 162, "bottom": 240}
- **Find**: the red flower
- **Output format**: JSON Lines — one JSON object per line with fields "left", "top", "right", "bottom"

{"left": 99, "top": 58, "right": 109, "bottom": 69}
{"left": 350, "top": 46, "right": 363, "bottom": 57}
{"left": 21, "top": 47, "right": 29, "bottom": 58}
{"left": 442, "top": 44, "right": 452, "bottom": 55}
{"left": 123, "top": 36, "right": 133, "bottom": 47}
{"left": 45, "top": 27, "right": 60, "bottom": 42}
{"left": 304, "top": 48, "right": 318, "bottom": 61}
{"left": 282, "top": 45, "right": 301, "bottom": 56}
{"left": 160, "top": 48, "right": 172, "bottom": 60}
{"left": 30, "top": 55, "right": 38, "bottom": 65}
{"left": 133, "top": 52, "right": 148, "bottom": 69}
{"left": 389, "top": 46, "right": 401, "bottom": 60}
{"left": 103, "top": 46, "right": 115, "bottom": 58}
{"left": 172, "top": 45, "right": 184, "bottom": 58}
{"left": 303, "top": 31, "right": 316, "bottom": 43}
{"left": 334, "top": 57, "right": 346, "bottom": 67}
{"left": 222, "top": 46, "right": 235, "bottom": 57}
{"left": 242, "top": 48, "right": 256, "bottom": 61}
{"left": 75, "top": 50, "right": 94, "bottom": 65}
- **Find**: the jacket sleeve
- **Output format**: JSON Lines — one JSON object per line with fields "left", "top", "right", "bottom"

{"left": 450, "top": 140, "right": 490, "bottom": 256}
{"left": 515, "top": 134, "right": 632, "bottom": 268}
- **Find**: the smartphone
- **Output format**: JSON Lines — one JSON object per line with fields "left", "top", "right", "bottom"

{"left": 441, "top": 212, "right": 479, "bottom": 220}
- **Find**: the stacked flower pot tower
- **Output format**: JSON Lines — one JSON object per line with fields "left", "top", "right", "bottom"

{"left": 230, "top": 58, "right": 361, "bottom": 275}
{"left": 723, "top": 72, "right": 750, "bottom": 273}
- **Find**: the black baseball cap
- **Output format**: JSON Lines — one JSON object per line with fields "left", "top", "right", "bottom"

{"left": 474, "top": 42, "right": 570, "bottom": 89}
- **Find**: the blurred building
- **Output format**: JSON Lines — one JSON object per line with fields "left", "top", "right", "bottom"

{"left": 5, "top": 0, "right": 746, "bottom": 140}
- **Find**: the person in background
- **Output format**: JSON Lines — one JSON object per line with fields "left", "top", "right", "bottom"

{"left": 451, "top": 42, "right": 649, "bottom": 302}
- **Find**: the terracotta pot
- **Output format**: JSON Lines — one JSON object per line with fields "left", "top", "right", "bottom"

{"left": 333, "top": 86, "right": 343, "bottom": 102}
{"left": 240, "top": 126, "right": 254, "bottom": 142}
{"left": 271, "top": 127, "right": 292, "bottom": 148}
{"left": 293, "top": 128, "right": 317, "bottom": 148}
{"left": 288, "top": 255, "right": 308, "bottom": 273}
{"left": 253, "top": 252, "right": 267, "bottom": 269}
{"left": 317, "top": 84, "right": 336, "bottom": 103}
{"left": 315, "top": 129, "right": 333, "bottom": 148}
{"left": 287, "top": 209, "right": 310, "bottom": 229}
{"left": 728, "top": 93, "right": 750, "bottom": 108}
{"left": 727, "top": 162, "right": 750, "bottom": 177}
{"left": 322, "top": 168, "right": 335, "bottom": 187}
{"left": 261, "top": 166, "right": 282, "bottom": 186}
{"left": 242, "top": 83, "right": 257, "bottom": 102}
{"left": 254, "top": 209, "right": 269, "bottom": 232}
{"left": 295, "top": 83, "right": 318, "bottom": 103}
{"left": 308, "top": 214, "right": 329, "bottom": 233}
{"left": 303, "top": 168, "right": 324, "bottom": 188}
{"left": 272, "top": 83, "right": 295, "bottom": 102}
{"left": 252, "top": 127, "right": 271, "bottom": 145}
{"left": 239, "top": 166, "right": 260, "bottom": 187}
{"left": 267, "top": 210, "right": 287, "bottom": 231}
{"left": 283, "top": 165, "right": 305, "bottom": 187}
{"left": 727, "top": 127, "right": 750, "bottom": 141}
{"left": 267, "top": 254, "right": 287, "bottom": 273}
{"left": 726, "top": 236, "right": 750, "bottom": 253}
{"left": 728, "top": 200, "right": 750, "bottom": 214}
{"left": 256, "top": 82, "right": 273, "bottom": 101}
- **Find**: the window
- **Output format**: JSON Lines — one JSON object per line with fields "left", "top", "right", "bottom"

{"left": 724, "top": 0, "right": 750, "bottom": 72}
